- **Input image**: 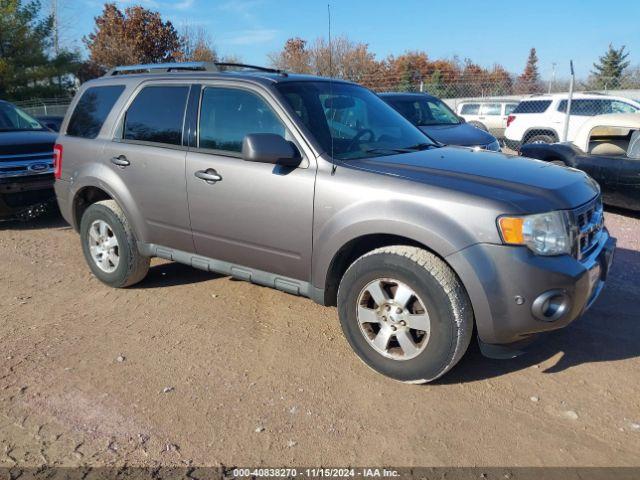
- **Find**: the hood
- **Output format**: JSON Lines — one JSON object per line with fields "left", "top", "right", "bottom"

{"left": 344, "top": 147, "right": 599, "bottom": 213}
{"left": 0, "top": 130, "right": 57, "bottom": 156}
{"left": 419, "top": 123, "right": 496, "bottom": 147}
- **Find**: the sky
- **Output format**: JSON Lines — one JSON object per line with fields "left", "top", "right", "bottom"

{"left": 56, "top": 0, "right": 640, "bottom": 79}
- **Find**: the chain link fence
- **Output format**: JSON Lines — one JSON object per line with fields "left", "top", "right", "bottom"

{"left": 12, "top": 72, "right": 640, "bottom": 152}
{"left": 14, "top": 97, "right": 72, "bottom": 117}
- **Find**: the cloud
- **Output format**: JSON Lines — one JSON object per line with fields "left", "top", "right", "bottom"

{"left": 219, "top": 28, "right": 278, "bottom": 46}
{"left": 173, "top": 0, "right": 194, "bottom": 10}
{"left": 217, "top": 0, "right": 264, "bottom": 24}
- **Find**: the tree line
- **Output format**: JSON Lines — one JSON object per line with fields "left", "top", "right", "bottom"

{"left": 1, "top": 0, "right": 638, "bottom": 102}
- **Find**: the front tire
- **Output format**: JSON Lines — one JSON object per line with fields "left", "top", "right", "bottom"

{"left": 80, "top": 200, "right": 150, "bottom": 288}
{"left": 337, "top": 246, "right": 473, "bottom": 383}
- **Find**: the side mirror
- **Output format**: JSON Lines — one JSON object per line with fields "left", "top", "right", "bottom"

{"left": 242, "top": 133, "right": 301, "bottom": 167}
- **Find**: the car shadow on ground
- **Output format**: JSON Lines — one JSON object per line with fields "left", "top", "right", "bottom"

{"left": 606, "top": 205, "right": 640, "bottom": 219}
{"left": 0, "top": 205, "right": 70, "bottom": 231}
{"left": 133, "top": 261, "right": 225, "bottom": 289}
{"left": 438, "top": 246, "right": 640, "bottom": 384}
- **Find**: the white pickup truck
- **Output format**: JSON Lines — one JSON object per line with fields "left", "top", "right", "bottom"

{"left": 504, "top": 92, "right": 640, "bottom": 150}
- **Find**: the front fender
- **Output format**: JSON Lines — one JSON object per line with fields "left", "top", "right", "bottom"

{"left": 311, "top": 194, "right": 498, "bottom": 290}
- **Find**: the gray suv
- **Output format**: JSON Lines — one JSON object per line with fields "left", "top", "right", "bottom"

{"left": 54, "top": 62, "right": 616, "bottom": 383}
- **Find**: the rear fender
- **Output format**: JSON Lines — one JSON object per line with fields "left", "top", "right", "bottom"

{"left": 68, "top": 162, "right": 148, "bottom": 241}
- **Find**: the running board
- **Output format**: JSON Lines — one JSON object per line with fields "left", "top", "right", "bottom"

{"left": 137, "top": 242, "right": 312, "bottom": 298}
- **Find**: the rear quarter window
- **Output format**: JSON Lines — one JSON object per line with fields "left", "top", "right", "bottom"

{"left": 66, "top": 85, "right": 125, "bottom": 139}
{"left": 512, "top": 100, "right": 552, "bottom": 114}
{"left": 124, "top": 85, "right": 190, "bottom": 146}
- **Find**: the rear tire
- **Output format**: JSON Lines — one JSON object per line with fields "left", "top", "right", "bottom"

{"left": 80, "top": 200, "right": 150, "bottom": 288}
{"left": 337, "top": 246, "right": 473, "bottom": 383}
{"left": 525, "top": 133, "right": 555, "bottom": 145}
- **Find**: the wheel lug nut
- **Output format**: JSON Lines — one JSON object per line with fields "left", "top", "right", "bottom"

{"left": 396, "top": 307, "right": 402, "bottom": 314}
{"left": 400, "top": 321, "right": 406, "bottom": 326}
{"left": 385, "top": 305, "right": 391, "bottom": 312}
{"left": 390, "top": 325, "right": 397, "bottom": 331}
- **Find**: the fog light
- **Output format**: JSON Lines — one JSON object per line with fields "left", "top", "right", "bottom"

{"left": 532, "top": 290, "right": 571, "bottom": 322}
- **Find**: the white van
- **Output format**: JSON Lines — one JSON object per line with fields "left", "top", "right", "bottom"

{"left": 456, "top": 100, "right": 519, "bottom": 138}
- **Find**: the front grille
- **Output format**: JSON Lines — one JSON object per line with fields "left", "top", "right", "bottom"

{"left": 572, "top": 196, "right": 604, "bottom": 260}
{"left": 0, "top": 151, "right": 54, "bottom": 178}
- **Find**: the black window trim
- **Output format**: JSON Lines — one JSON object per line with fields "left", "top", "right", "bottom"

{"left": 191, "top": 82, "right": 308, "bottom": 166}
{"left": 114, "top": 81, "right": 192, "bottom": 151}
{"left": 66, "top": 84, "right": 126, "bottom": 139}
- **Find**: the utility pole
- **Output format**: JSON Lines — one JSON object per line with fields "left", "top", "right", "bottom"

{"left": 51, "top": 0, "right": 59, "bottom": 55}
{"left": 548, "top": 62, "right": 556, "bottom": 94}
{"left": 561, "top": 61, "right": 575, "bottom": 142}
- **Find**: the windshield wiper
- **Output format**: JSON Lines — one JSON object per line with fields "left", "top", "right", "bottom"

{"left": 401, "top": 143, "right": 441, "bottom": 151}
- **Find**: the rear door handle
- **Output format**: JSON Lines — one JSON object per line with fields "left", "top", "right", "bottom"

{"left": 110, "top": 155, "right": 130, "bottom": 167}
{"left": 195, "top": 168, "right": 222, "bottom": 184}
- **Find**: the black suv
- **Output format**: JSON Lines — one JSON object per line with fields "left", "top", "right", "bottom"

{"left": 0, "top": 100, "right": 57, "bottom": 219}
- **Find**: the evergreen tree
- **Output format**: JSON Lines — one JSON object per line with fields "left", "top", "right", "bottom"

{"left": 591, "top": 44, "right": 630, "bottom": 89}
{"left": 0, "top": 0, "right": 79, "bottom": 101}
{"left": 516, "top": 48, "right": 541, "bottom": 93}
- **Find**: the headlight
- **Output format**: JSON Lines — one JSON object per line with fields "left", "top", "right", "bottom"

{"left": 498, "top": 211, "right": 572, "bottom": 256}
{"left": 485, "top": 140, "right": 501, "bottom": 152}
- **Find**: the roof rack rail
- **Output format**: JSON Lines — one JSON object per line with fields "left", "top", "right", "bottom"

{"left": 105, "top": 61, "right": 287, "bottom": 77}
{"left": 215, "top": 62, "right": 287, "bottom": 75}
{"left": 106, "top": 61, "right": 217, "bottom": 76}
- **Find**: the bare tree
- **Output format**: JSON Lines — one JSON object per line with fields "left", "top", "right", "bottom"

{"left": 180, "top": 23, "right": 217, "bottom": 63}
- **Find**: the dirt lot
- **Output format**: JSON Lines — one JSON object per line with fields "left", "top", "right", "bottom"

{"left": 1, "top": 207, "right": 639, "bottom": 468}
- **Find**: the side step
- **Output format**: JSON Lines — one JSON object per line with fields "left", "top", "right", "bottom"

{"left": 138, "top": 242, "right": 311, "bottom": 297}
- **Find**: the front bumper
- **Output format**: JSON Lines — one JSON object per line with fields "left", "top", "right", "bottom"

{"left": 0, "top": 175, "right": 55, "bottom": 219}
{"left": 447, "top": 229, "right": 616, "bottom": 346}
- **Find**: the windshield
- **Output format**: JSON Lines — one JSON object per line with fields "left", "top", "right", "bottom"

{"left": 0, "top": 102, "right": 44, "bottom": 132}
{"left": 386, "top": 96, "right": 460, "bottom": 126}
{"left": 275, "top": 81, "right": 434, "bottom": 160}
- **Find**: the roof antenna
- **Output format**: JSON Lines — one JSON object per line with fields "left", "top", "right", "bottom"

{"left": 328, "top": 3, "right": 337, "bottom": 175}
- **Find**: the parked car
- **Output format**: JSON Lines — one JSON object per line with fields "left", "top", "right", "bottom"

{"left": 456, "top": 100, "right": 519, "bottom": 138}
{"left": 0, "top": 100, "right": 57, "bottom": 220}
{"left": 504, "top": 93, "right": 640, "bottom": 151}
{"left": 54, "top": 62, "right": 615, "bottom": 383}
{"left": 521, "top": 113, "right": 640, "bottom": 211}
{"left": 379, "top": 92, "right": 501, "bottom": 151}
{"left": 36, "top": 115, "right": 65, "bottom": 132}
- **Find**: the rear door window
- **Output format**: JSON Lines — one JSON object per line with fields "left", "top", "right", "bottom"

{"left": 557, "top": 99, "right": 607, "bottom": 116}
{"left": 124, "top": 85, "right": 190, "bottom": 146}
{"left": 67, "top": 85, "right": 125, "bottom": 139}
{"left": 512, "top": 100, "right": 552, "bottom": 114}
{"left": 460, "top": 104, "right": 480, "bottom": 115}
{"left": 480, "top": 103, "right": 501, "bottom": 116}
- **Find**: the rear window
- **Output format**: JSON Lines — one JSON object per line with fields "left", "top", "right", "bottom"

{"left": 124, "top": 86, "right": 190, "bottom": 146}
{"left": 67, "top": 85, "right": 125, "bottom": 139}
{"left": 512, "top": 100, "right": 552, "bottom": 114}
{"left": 460, "top": 104, "right": 480, "bottom": 115}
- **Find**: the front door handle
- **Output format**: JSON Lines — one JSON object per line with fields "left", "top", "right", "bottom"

{"left": 195, "top": 168, "right": 222, "bottom": 184}
{"left": 110, "top": 155, "right": 130, "bottom": 167}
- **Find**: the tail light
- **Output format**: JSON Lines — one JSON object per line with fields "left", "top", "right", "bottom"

{"left": 506, "top": 115, "right": 516, "bottom": 127}
{"left": 53, "top": 144, "right": 63, "bottom": 180}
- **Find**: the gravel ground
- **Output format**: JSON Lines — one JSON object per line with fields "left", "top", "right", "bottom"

{"left": 0, "top": 207, "right": 639, "bottom": 468}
